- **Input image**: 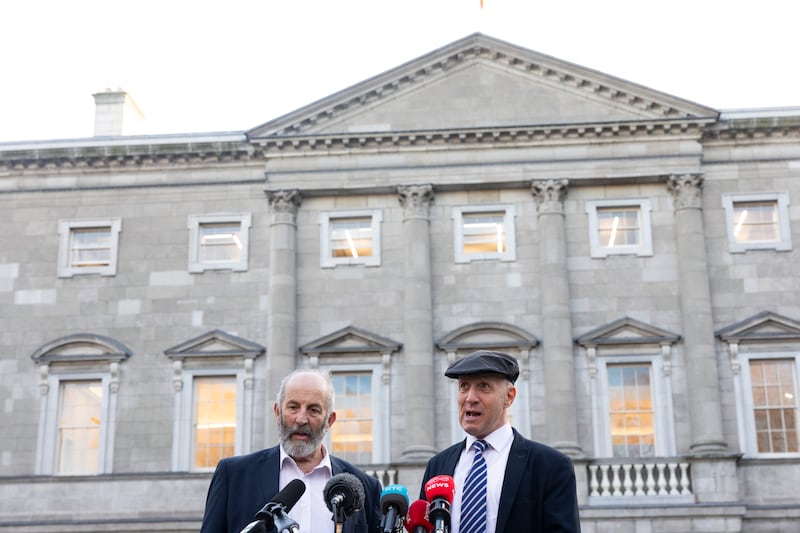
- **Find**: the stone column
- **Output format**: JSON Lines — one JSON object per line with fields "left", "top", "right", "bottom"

{"left": 667, "top": 174, "right": 727, "bottom": 454}
{"left": 531, "top": 179, "right": 582, "bottom": 457}
{"left": 397, "top": 184, "right": 437, "bottom": 460}
{"left": 264, "top": 189, "right": 302, "bottom": 446}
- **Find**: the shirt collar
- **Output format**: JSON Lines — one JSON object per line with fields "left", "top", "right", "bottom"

{"left": 279, "top": 443, "right": 333, "bottom": 475}
{"left": 466, "top": 422, "right": 513, "bottom": 453}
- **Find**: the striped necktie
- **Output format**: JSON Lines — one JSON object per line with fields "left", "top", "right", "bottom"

{"left": 460, "top": 439, "right": 488, "bottom": 533}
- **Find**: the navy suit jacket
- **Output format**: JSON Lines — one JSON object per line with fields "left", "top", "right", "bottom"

{"left": 420, "top": 429, "right": 581, "bottom": 533}
{"left": 200, "top": 446, "right": 382, "bottom": 533}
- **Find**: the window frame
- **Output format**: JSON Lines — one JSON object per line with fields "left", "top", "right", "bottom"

{"left": 57, "top": 218, "right": 122, "bottom": 277}
{"left": 318, "top": 209, "right": 383, "bottom": 268}
{"left": 737, "top": 351, "right": 800, "bottom": 458}
{"left": 722, "top": 192, "right": 792, "bottom": 253}
{"left": 451, "top": 204, "right": 517, "bottom": 263}
{"left": 585, "top": 198, "right": 653, "bottom": 258}
{"left": 323, "top": 364, "right": 384, "bottom": 465}
{"left": 187, "top": 213, "right": 252, "bottom": 273}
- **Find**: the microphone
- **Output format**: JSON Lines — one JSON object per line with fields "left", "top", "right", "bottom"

{"left": 424, "top": 475, "right": 455, "bottom": 533}
{"left": 404, "top": 499, "right": 433, "bottom": 533}
{"left": 379, "top": 484, "right": 409, "bottom": 533}
{"left": 240, "top": 478, "right": 306, "bottom": 533}
{"left": 324, "top": 472, "right": 365, "bottom": 529}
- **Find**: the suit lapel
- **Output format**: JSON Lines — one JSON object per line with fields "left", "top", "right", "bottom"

{"left": 495, "top": 430, "right": 528, "bottom": 533}
{"left": 257, "top": 447, "right": 281, "bottom": 504}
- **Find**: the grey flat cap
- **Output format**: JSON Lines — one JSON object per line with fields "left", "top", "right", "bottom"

{"left": 445, "top": 350, "right": 519, "bottom": 383}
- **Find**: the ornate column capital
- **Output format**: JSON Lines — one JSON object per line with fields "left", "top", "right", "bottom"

{"left": 531, "top": 179, "right": 569, "bottom": 214}
{"left": 397, "top": 184, "right": 434, "bottom": 219}
{"left": 266, "top": 189, "right": 302, "bottom": 222}
{"left": 667, "top": 173, "right": 704, "bottom": 210}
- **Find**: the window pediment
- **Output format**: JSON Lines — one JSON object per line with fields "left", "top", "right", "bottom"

{"left": 436, "top": 321, "right": 538, "bottom": 351}
{"left": 576, "top": 317, "right": 680, "bottom": 348}
{"left": 30, "top": 333, "right": 132, "bottom": 364}
{"left": 164, "top": 329, "right": 265, "bottom": 361}
{"left": 716, "top": 311, "right": 800, "bottom": 344}
{"left": 300, "top": 326, "right": 401, "bottom": 356}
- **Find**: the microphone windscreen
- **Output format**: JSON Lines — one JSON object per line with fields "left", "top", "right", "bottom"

{"left": 404, "top": 499, "right": 433, "bottom": 532}
{"left": 424, "top": 475, "right": 456, "bottom": 504}
{"left": 380, "top": 484, "right": 409, "bottom": 515}
{"left": 272, "top": 478, "right": 307, "bottom": 512}
{"left": 324, "top": 472, "right": 366, "bottom": 514}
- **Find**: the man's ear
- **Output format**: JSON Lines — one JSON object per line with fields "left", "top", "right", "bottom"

{"left": 273, "top": 402, "right": 280, "bottom": 420}
{"left": 505, "top": 385, "right": 517, "bottom": 407}
{"left": 327, "top": 410, "right": 337, "bottom": 428}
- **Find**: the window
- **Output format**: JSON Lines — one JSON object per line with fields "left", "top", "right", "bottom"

{"left": 585, "top": 199, "right": 653, "bottom": 258}
{"left": 740, "top": 355, "right": 799, "bottom": 456}
{"left": 193, "top": 376, "right": 237, "bottom": 470}
{"left": 165, "top": 330, "right": 264, "bottom": 471}
{"left": 330, "top": 371, "right": 374, "bottom": 464}
{"left": 188, "top": 213, "right": 252, "bottom": 272}
{"left": 722, "top": 193, "right": 792, "bottom": 252}
{"left": 607, "top": 364, "right": 655, "bottom": 458}
{"left": 57, "top": 218, "right": 122, "bottom": 277}
{"left": 319, "top": 210, "right": 382, "bottom": 267}
{"left": 452, "top": 205, "right": 516, "bottom": 263}
{"left": 31, "top": 333, "right": 130, "bottom": 476}
{"left": 56, "top": 380, "right": 103, "bottom": 474}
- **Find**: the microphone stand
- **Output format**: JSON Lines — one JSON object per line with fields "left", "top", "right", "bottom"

{"left": 330, "top": 502, "right": 348, "bottom": 533}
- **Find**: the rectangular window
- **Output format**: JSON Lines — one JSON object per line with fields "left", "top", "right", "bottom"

{"left": 607, "top": 363, "right": 655, "bottom": 458}
{"left": 750, "top": 359, "right": 798, "bottom": 454}
{"left": 193, "top": 376, "right": 237, "bottom": 470}
{"left": 722, "top": 193, "right": 792, "bottom": 252}
{"left": 452, "top": 205, "right": 516, "bottom": 263}
{"left": 319, "top": 210, "right": 382, "bottom": 267}
{"left": 330, "top": 217, "right": 373, "bottom": 259}
{"left": 188, "top": 213, "right": 252, "bottom": 272}
{"left": 586, "top": 199, "right": 653, "bottom": 258}
{"left": 57, "top": 380, "right": 103, "bottom": 475}
{"left": 330, "top": 372, "right": 373, "bottom": 464}
{"left": 58, "top": 219, "right": 122, "bottom": 277}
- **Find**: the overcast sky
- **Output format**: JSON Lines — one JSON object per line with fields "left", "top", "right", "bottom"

{"left": 1, "top": 0, "right": 798, "bottom": 142}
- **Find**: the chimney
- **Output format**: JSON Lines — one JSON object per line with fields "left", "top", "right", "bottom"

{"left": 92, "top": 89, "right": 145, "bottom": 136}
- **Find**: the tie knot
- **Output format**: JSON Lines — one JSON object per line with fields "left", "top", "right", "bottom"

{"left": 472, "top": 440, "right": 487, "bottom": 453}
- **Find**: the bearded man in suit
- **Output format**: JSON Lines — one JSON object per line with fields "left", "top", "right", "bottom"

{"left": 420, "top": 350, "right": 581, "bottom": 533}
{"left": 201, "top": 369, "right": 381, "bottom": 533}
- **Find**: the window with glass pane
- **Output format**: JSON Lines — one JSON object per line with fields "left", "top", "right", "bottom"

{"left": 596, "top": 206, "right": 641, "bottom": 248}
{"left": 330, "top": 217, "right": 373, "bottom": 258}
{"left": 199, "top": 222, "right": 242, "bottom": 263}
{"left": 69, "top": 227, "right": 112, "bottom": 268}
{"left": 732, "top": 201, "right": 780, "bottom": 243}
{"left": 57, "top": 380, "right": 102, "bottom": 474}
{"left": 750, "top": 359, "right": 799, "bottom": 453}
{"left": 462, "top": 212, "right": 506, "bottom": 254}
{"left": 193, "top": 376, "right": 237, "bottom": 469}
{"left": 330, "top": 372, "right": 373, "bottom": 464}
{"left": 607, "top": 364, "right": 655, "bottom": 458}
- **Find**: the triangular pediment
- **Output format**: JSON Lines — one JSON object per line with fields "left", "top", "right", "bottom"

{"left": 164, "top": 329, "right": 265, "bottom": 360}
{"left": 717, "top": 311, "right": 800, "bottom": 343}
{"left": 248, "top": 33, "right": 716, "bottom": 139}
{"left": 300, "top": 326, "right": 401, "bottom": 355}
{"left": 576, "top": 317, "right": 680, "bottom": 347}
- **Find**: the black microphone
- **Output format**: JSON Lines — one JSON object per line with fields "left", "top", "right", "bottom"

{"left": 324, "top": 472, "right": 365, "bottom": 527}
{"left": 240, "top": 478, "right": 306, "bottom": 533}
{"left": 379, "top": 484, "right": 410, "bottom": 533}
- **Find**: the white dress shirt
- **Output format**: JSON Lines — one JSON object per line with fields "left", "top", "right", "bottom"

{"left": 450, "top": 423, "right": 513, "bottom": 533}
{"left": 279, "top": 445, "right": 335, "bottom": 533}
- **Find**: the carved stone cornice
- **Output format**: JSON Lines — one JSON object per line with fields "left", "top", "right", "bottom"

{"left": 0, "top": 137, "right": 258, "bottom": 175}
{"left": 667, "top": 173, "right": 703, "bottom": 210}
{"left": 251, "top": 119, "right": 711, "bottom": 156}
{"left": 397, "top": 184, "right": 434, "bottom": 219}
{"left": 531, "top": 179, "right": 569, "bottom": 214}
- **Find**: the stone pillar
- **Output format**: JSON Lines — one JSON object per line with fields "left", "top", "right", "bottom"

{"left": 397, "top": 184, "right": 437, "bottom": 460}
{"left": 264, "top": 189, "right": 302, "bottom": 446}
{"left": 667, "top": 174, "right": 727, "bottom": 454}
{"left": 531, "top": 179, "right": 582, "bottom": 457}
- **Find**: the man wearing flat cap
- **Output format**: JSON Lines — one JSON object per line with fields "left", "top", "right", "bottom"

{"left": 420, "top": 350, "right": 581, "bottom": 533}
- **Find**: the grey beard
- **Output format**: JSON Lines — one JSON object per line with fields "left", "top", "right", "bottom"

{"left": 279, "top": 418, "right": 328, "bottom": 459}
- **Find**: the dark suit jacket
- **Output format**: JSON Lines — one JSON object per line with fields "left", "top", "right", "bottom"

{"left": 200, "top": 446, "right": 382, "bottom": 533}
{"left": 420, "top": 428, "right": 581, "bottom": 533}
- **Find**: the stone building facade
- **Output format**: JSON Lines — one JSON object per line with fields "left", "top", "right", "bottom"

{"left": 1, "top": 34, "right": 798, "bottom": 532}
